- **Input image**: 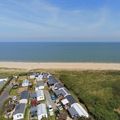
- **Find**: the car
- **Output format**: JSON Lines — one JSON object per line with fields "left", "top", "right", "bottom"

{"left": 56, "top": 103, "right": 63, "bottom": 111}
{"left": 48, "top": 105, "right": 54, "bottom": 116}
{"left": 51, "top": 94, "right": 56, "bottom": 100}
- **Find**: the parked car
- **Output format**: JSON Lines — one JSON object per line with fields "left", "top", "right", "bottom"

{"left": 56, "top": 103, "right": 63, "bottom": 111}
{"left": 48, "top": 105, "right": 54, "bottom": 116}
{"left": 51, "top": 94, "right": 56, "bottom": 100}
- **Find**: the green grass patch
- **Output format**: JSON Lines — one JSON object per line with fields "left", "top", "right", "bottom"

{"left": 9, "top": 88, "right": 18, "bottom": 96}
{"left": 24, "top": 105, "right": 30, "bottom": 120}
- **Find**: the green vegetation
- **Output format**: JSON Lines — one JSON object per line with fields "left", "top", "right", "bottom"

{"left": 9, "top": 88, "right": 17, "bottom": 95}
{"left": 24, "top": 105, "right": 30, "bottom": 120}
{"left": 53, "top": 70, "right": 120, "bottom": 120}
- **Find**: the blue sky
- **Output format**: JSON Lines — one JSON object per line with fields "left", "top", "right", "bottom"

{"left": 0, "top": 0, "right": 120, "bottom": 42}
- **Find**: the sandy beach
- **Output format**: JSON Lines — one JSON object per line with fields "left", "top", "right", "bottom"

{"left": 0, "top": 62, "right": 120, "bottom": 70}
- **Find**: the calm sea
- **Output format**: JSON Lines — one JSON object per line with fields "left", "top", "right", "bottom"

{"left": 0, "top": 42, "right": 120, "bottom": 63}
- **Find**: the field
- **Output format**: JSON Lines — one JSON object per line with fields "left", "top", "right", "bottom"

{"left": 52, "top": 70, "right": 120, "bottom": 120}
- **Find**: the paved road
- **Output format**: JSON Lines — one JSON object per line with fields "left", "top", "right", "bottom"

{"left": 44, "top": 90, "right": 56, "bottom": 110}
{"left": 0, "top": 77, "right": 14, "bottom": 109}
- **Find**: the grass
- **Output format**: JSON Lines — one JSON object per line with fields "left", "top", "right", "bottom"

{"left": 53, "top": 70, "right": 120, "bottom": 120}
{"left": 48, "top": 116, "right": 56, "bottom": 120}
{"left": 24, "top": 105, "right": 30, "bottom": 120}
{"left": 9, "top": 88, "right": 18, "bottom": 96}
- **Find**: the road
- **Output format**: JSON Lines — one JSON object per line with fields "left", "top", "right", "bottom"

{"left": 0, "top": 77, "right": 14, "bottom": 109}
{"left": 44, "top": 90, "right": 56, "bottom": 110}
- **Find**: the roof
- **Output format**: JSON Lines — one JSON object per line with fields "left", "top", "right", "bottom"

{"left": 68, "top": 107, "right": 79, "bottom": 118}
{"left": 20, "top": 91, "right": 29, "bottom": 99}
{"left": 30, "top": 106, "right": 37, "bottom": 113}
{"left": 54, "top": 89, "right": 61, "bottom": 96}
{"left": 37, "top": 103, "right": 47, "bottom": 115}
{"left": 13, "top": 103, "right": 26, "bottom": 115}
{"left": 36, "top": 90, "right": 44, "bottom": 97}
{"left": 0, "top": 78, "right": 8, "bottom": 82}
{"left": 36, "top": 81, "right": 44, "bottom": 87}
{"left": 41, "top": 72, "right": 49, "bottom": 78}
{"left": 47, "top": 76, "right": 58, "bottom": 85}
{"left": 54, "top": 87, "right": 70, "bottom": 97}
{"left": 61, "top": 98, "right": 69, "bottom": 105}
{"left": 0, "top": 81, "right": 5, "bottom": 85}
{"left": 22, "top": 79, "right": 29, "bottom": 84}
{"left": 71, "top": 103, "right": 89, "bottom": 118}
{"left": 30, "top": 93, "right": 37, "bottom": 98}
{"left": 59, "top": 87, "right": 70, "bottom": 97}
{"left": 65, "top": 95, "right": 76, "bottom": 105}
{"left": 54, "top": 82, "right": 63, "bottom": 89}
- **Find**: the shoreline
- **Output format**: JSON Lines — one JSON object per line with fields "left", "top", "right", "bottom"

{"left": 0, "top": 61, "right": 120, "bottom": 70}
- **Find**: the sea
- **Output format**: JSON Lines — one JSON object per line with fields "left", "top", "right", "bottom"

{"left": 0, "top": 42, "right": 120, "bottom": 63}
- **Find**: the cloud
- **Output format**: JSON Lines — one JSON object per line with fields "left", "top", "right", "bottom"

{"left": 0, "top": 0, "right": 119, "bottom": 41}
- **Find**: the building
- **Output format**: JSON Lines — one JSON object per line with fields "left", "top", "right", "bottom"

{"left": 36, "top": 74, "right": 43, "bottom": 81}
{"left": 37, "top": 103, "right": 48, "bottom": 120}
{"left": 54, "top": 82, "right": 63, "bottom": 90}
{"left": 41, "top": 72, "right": 49, "bottom": 79}
{"left": 19, "top": 91, "right": 29, "bottom": 104}
{"left": 0, "top": 81, "right": 5, "bottom": 87}
{"left": 65, "top": 95, "right": 76, "bottom": 105}
{"left": 47, "top": 73, "right": 52, "bottom": 78}
{"left": 54, "top": 87, "right": 70, "bottom": 98}
{"left": 71, "top": 103, "right": 89, "bottom": 118}
{"left": 68, "top": 106, "right": 79, "bottom": 119}
{"left": 61, "top": 98, "right": 69, "bottom": 106}
{"left": 13, "top": 103, "right": 26, "bottom": 120}
{"left": 30, "top": 93, "right": 37, "bottom": 99}
{"left": 30, "top": 106, "right": 37, "bottom": 117}
{"left": 35, "top": 81, "right": 44, "bottom": 91}
{"left": 47, "top": 76, "right": 58, "bottom": 86}
{"left": 29, "top": 74, "right": 36, "bottom": 79}
{"left": 22, "top": 79, "right": 29, "bottom": 87}
{"left": 0, "top": 78, "right": 8, "bottom": 82}
{"left": 36, "top": 90, "right": 45, "bottom": 101}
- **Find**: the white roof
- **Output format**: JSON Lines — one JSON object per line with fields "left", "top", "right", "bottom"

{"left": 22, "top": 79, "right": 29, "bottom": 83}
{"left": 61, "top": 98, "right": 69, "bottom": 105}
{"left": 38, "top": 74, "right": 43, "bottom": 78}
{"left": 37, "top": 103, "right": 47, "bottom": 115}
{"left": 71, "top": 103, "right": 89, "bottom": 118}
{"left": 0, "top": 78, "right": 8, "bottom": 82}
{"left": 59, "top": 87, "right": 70, "bottom": 97}
{"left": 36, "top": 90, "right": 44, "bottom": 97}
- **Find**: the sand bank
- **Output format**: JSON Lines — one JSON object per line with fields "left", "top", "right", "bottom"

{"left": 0, "top": 62, "right": 120, "bottom": 70}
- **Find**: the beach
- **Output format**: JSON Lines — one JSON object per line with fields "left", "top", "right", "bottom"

{"left": 0, "top": 62, "right": 120, "bottom": 70}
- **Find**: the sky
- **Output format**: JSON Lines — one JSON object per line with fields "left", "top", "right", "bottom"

{"left": 0, "top": 0, "right": 120, "bottom": 42}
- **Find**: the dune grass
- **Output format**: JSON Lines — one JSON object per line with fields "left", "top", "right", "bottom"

{"left": 53, "top": 70, "right": 120, "bottom": 120}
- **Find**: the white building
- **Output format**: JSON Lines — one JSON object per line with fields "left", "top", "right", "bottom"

{"left": 36, "top": 74, "right": 43, "bottom": 81}
{"left": 13, "top": 103, "right": 26, "bottom": 120}
{"left": 71, "top": 103, "right": 89, "bottom": 118}
{"left": 0, "top": 78, "right": 8, "bottom": 82}
{"left": 61, "top": 98, "right": 69, "bottom": 106}
{"left": 29, "top": 75, "right": 36, "bottom": 79}
{"left": 36, "top": 90, "right": 45, "bottom": 101}
{"left": 47, "top": 73, "right": 52, "bottom": 78}
{"left": 35, "top": 81, "right": 44, "bottom": 91}
{"left": 22, "top": 79, "right": 29, "bottom": 87}
{"left": 37, "top": 104, "right": 48, "bottom": 120}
